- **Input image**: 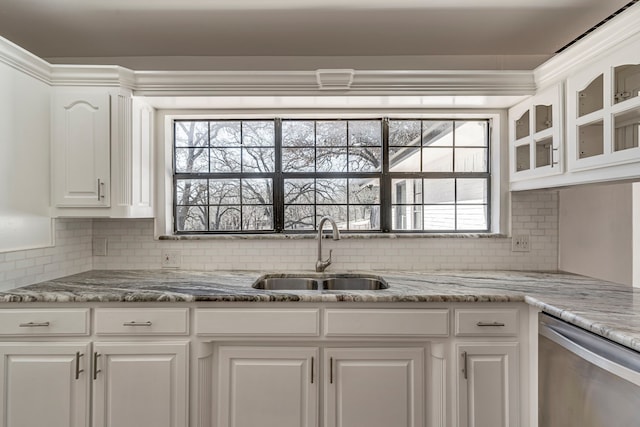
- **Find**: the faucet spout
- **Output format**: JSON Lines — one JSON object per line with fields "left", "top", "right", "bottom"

{"left": 316, "top": 216, "right": 341, "bottom": 272}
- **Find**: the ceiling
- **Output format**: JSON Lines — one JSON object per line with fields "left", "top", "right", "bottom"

{"left": 0, "top": 0, "right": 634, "bottom": 71}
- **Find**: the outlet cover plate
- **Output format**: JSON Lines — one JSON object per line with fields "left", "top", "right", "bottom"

{"left": 512, "top": 235, "right": 530, "bottom": 252}
{"left": 161, "top": 250, "right": 182, "bottom": 268}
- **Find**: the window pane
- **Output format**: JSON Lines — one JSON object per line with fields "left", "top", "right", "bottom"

{"left": 455, "top": 121, "right": 488, "bottom": 147}
{"left": 283, "top": 147, "right": 315, "bottom": 172}
{"left": 176, "top": 179, "right": 208, "bottom": 205}
{"left": 242, "top": 121, "right": 275, "bottom": 147}
{"left": 176, "top": 206, "right": 207, "bottom": 231}
{"left": 423, "top": 179, "right": 454, "bottom": 204}
{"left": 316, "top": 179, "right": 347, "bottom": 204}
{"left": 392, "top": 205, "right": 423, "bottom": 230}
{"left": 285, "top": 205, "right": 315, "bottom": 230}
{"left": 455, "top": 148, "right": 487, "bottom": 172}
{"left": 210, "top": 121, "right": 241, "bottom": 147}
{"left": 175, "top": 122, "right": 209, "bottom": 147}
{"left": 457, "top": 179, "right": 487, "bottom": 204}
{"left": 423, "top": 121, "right": 453, "bottom": 146}
{"left": 349, "top": 179, "right": 380, "bottom": 204}
{"left": 317, "top": 147, "right": 348, "bottom": 172}
{"left": 208, "top": 179, "right": 240, "bottom": 205}
{"left": 242, "top": 179, "right": 273, "bottom": 205}
{"left": 424, "top": 205, "right": 455, "bottom": 230}
{"left": 284, "top": 179, "right": 315, "bottom": 204}
{"left": 349, "top": 121, "right": 381, "bottom": 146}
{"left": 422, "top": 147, "right": 453, "bottom": 172}
{"left": 392, "top": 179, "right": 422, "bottom": 204}
{"left": 457, "top": 205, "right": 488, "bottom": 230}
{"left": 175, "top": 148, "right": 208, "bottom": 173}
{"left": 317, "top": 121, "right": 347, "bottom": 146}
{"left": 242, "top": 206, "right": 273, "bottom": 230}
{"left": 242, "top": 147, "right": 275, "bottom": 172}
{"left": 317, "top": 205, "right": 348, "bottom": 229}
{"left": 389, "top": 120, "right": 421, "bottom": 146}
{"left": 349, "top": 206, "right": 380, "bottom": 230}
{"left": 209, "top": 206, "right": 241, "bottom": 231}
{"left": 210, "top": 148, "right": 241, "bottom": 172}
{"left": 282, "top": 121, "right": 315, "bottom": 146}
{"left": 349, "top": 147, "right": 381, "bottom": 172}
{"left": 390, "top": 147, "right": 421, "bottom": 172}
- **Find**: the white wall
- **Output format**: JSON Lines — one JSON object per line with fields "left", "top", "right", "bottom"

{"left": 0, "top": 60, "right": 53, "bottom": 253}
{"left": 559, "top": 183, "right": 634, "bottom": 286}
{"left": 92, "top": 191, "right": 558, "bottom": 271}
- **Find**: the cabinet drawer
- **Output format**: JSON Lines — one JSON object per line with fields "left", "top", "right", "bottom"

{"left": 95, "top": 308, "right": 189, "bottom": 335}
{"left": 324, "top": 309, "right": 449, "bottom": 337}
{"left": 455, "top": 309, "right": 519, "bottom": 336}
{"left": 0, "top": 309, "right": 90, "bottom": 336}
{"left": 195, "top": 309, "right": 320, "bottom": 336}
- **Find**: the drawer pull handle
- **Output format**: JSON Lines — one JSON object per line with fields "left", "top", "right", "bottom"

{"left": 462, "top": 351, "right": 468, "bottom": 380}
{"left": 19, "top": 321, "right": 50, "bottom": 327}
{"left": 123, "top": 321, "right": 153, "bottom": 327}
{"left": 93, "top": 352, "right": 101, "bottom": 380}
{"left": 476, "top": 321, "right": 506, "bottom": 327}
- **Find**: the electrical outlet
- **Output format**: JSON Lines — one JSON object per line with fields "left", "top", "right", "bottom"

{"left": 161, "top": 250, "right": 182, "bottom": 268}
{"left": 92, "top": 237, "right": 108, "bottom": 256}
{"left": 512, "top": 235, "right": 530, "bottom": 252}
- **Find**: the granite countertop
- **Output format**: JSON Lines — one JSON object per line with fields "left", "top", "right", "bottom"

{"left": 1, "top": 269, "right": 640, "bottom": 352}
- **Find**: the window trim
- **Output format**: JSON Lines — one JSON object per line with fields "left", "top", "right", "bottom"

{"left": 156, "top": 111, "right": 505, "bottom": 238}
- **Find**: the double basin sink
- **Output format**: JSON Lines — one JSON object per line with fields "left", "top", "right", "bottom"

{"left": 252, "top": 274, "right": 389, "bottom": 291}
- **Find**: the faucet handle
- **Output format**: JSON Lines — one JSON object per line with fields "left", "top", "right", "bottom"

{"left": 327, "top": 249, "right": 333, "bottom": 264}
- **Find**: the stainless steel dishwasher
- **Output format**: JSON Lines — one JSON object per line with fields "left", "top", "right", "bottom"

{"left": 539, "top": 313, "right": 640, "bottom": 427}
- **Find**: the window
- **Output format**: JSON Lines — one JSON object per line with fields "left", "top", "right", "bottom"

{"left": 173, "top": 118, "right": 490, "bottom": 233}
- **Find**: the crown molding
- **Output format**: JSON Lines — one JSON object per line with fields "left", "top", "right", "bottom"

{"left": 50, "top": 65, "right": 136, "bottom": 89}
{"left": 0, "top": 37, "right": 51, "bottom": 84}
{"left": 535, "top": 1, "right": 640, "bottom": 89}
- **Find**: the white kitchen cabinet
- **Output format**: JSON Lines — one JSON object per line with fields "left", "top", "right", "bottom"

{"left": 51, "top": 88, "right": 155, "bottom": 217}
{"left": 0, "top": 342, "right": 91, "bottom": 427}
{"left": 509, "top": 83, "right": 564, "bottom": 184}
{"left": 216, "top": 346, "right": 318, "bottom": 427}
{"left": 51, "top": 89, "right": 111, "bottom": 207}
{"left": 566, "top": 39, "right": 640, "bottom": 173}
{"left": 92, "top": 342, "right": 188, "bottom": 427}
{"left": 456, "top": 344, "right": 519, "bottom": 427}
{"left": 324, "top": 347, "right": 424, "bottom": 427}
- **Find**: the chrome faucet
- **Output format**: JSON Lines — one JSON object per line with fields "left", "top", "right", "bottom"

{"left": 316, "top": 216, "right": 341, "bottom": 272}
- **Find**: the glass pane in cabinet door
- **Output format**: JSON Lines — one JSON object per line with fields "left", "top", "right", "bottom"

{"left": 614, "top": 64, "right": 640, "bottom": 104}
{"left": 535, "top": 105, "right": 553, "bottom": 132}
{"left": 578, "top": 120, "right": 604, "bottom": 159}
{"left": 578, "top": 74, "right": 603, "bottom": 117}
{"left": 515, "top": 111, "right": 530, "bottom": 140}
{"left": 516, "top": 145, "right": 530, "bottom": 172}
{"left": 613, "top": 108, "right": 640, "bottom": 152}
{"left": 535, "top": 137, "right": 553, "bottom": 168}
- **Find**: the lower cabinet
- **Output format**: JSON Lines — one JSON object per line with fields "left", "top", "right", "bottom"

{"left": 92, "top": 342, "right": 189, "bottom": 427}
{"left": 0, "top": 342, "right": 91, "bottom": 427}
{"left": 215, "top": 345, "right": 425, "bottom": 427}
{"left": 456, "top": 343, "right": 519, "bottom": 427}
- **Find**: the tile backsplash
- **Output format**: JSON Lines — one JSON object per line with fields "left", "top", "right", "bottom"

{"left": 93, "top": 191, "right": 558, "bottom": 272}
{"left": 0, "top": 191, "right": 558, "bottom": 290}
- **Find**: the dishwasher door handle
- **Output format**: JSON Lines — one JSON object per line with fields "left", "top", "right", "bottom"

{"left": 540, "top": 323, "right": 640, "bottom": 387}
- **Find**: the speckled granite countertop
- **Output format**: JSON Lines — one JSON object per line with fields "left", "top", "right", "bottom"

{"left": 1, "top": 269, "right": 639, "bottom": 352}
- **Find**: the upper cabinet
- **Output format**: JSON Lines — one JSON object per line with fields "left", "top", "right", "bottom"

{"left": 509, "top": 83, "right": 564, "bottom": 183}
{"left": 51, "top": 87, "right": 155, "bottom": 218}
{"left": 566, "top": 41, "right": 640, "bottom": 173}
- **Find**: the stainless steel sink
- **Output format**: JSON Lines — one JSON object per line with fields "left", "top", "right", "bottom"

{"left": 252, "top": 274, "right": 389, "bottom": 291}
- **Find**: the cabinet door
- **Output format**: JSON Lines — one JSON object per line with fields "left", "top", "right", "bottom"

{"left": 52, "top": 90, "right": 111, "bottom": 207}
{"left": 92, "top": 342, "right": 188, "bottom": 427}
{"left": 324, "top": 347, "right": 424, "bottom": 427}
{"left": 216, "top": 346, "right": 318, "bottom": 427}
{"left": 0, "top": 342, "right": 90, "bottom": 427}
{"left": 457, "top": 343, "right": 519, "bottom": 427}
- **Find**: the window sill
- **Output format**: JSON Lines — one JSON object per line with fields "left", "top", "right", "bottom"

{"left": 158, "top": 233, "right": 507, "bottom": 241}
